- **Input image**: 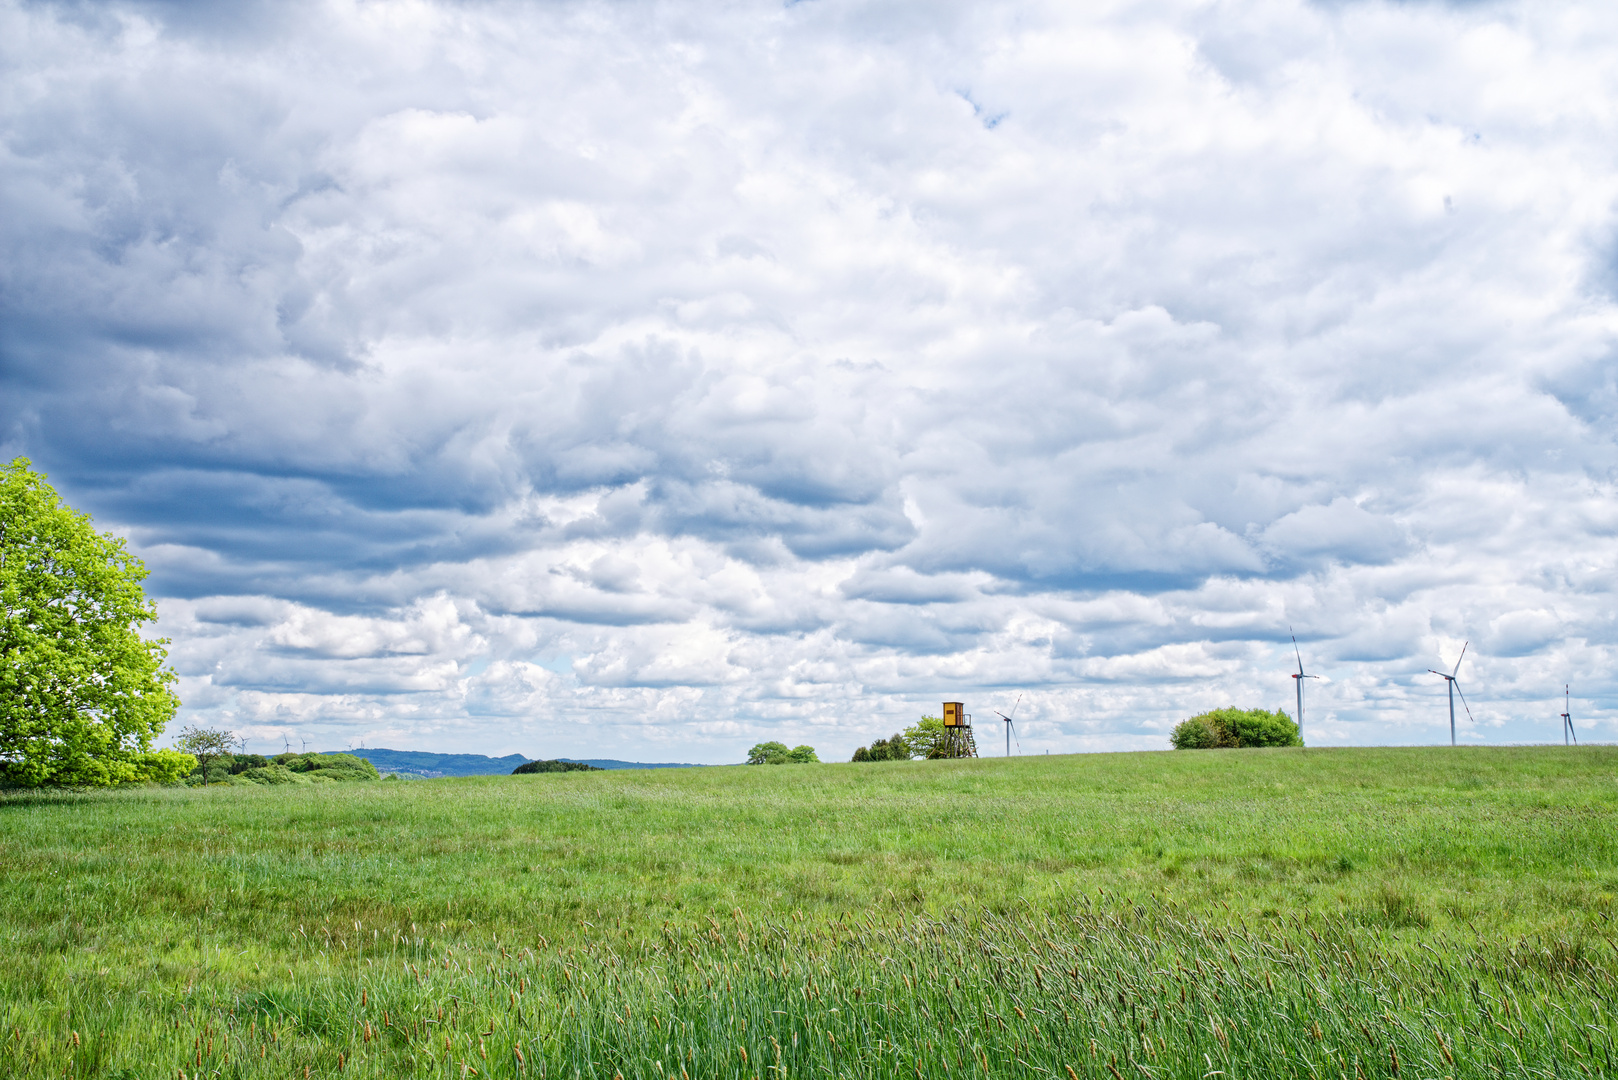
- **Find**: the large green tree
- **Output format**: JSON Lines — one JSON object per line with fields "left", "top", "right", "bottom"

{"left": 0, "top": 458, "right": 187, "bottom": 787}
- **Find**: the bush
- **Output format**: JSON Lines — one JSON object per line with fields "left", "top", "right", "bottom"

{"left": 513, "top": 759, "right": 602, "bottom": 774}
{"left": 234, "top": 765, "right": 307, "bottom": 786}
{"left": 269, "top": 752, "right": 380, "bottom": 781}
{"left": 1170, "top": 708, "right": 1301, "bottom": 750}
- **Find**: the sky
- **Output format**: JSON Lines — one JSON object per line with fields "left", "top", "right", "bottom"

{"left": 3, "top": 0, "right": 1616, "bottom": 763}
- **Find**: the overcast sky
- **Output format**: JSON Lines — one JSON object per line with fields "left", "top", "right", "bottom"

{"left": 4, "top": 0, "right": 1616, "bottom": 762}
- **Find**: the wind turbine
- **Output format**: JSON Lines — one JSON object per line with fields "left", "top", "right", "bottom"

{"left": 1289, "top": 628, "right": 1319, "bottom": 740}
{"left": 994, "top": 694, "right": 1023, "bottom": 757}
{"left": 282, "top": 733, "right": 293, "bottom": 754}
{"left": 1561, "top": 685, "right": 1577, "bottom": 746}
{"left": 1427, "top": 642, "right": 1475, "bottom": 746}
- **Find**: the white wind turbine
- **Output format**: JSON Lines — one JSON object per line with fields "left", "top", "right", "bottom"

{"left": 1427, "top": 642, "right": 1475, "bottom": 746}
{"left": 994, "top": 694, "right": 1023, "bottom": 757}
{"left": 1289, "top": 628, "right": 1319, "bottom": 741}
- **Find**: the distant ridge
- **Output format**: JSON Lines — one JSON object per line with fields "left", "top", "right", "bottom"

{"left": 335, "top": 748, "right": 528, "bottom": 777}
{"left": 333, "top": 748, "right": 707, "bottom": 777}
{"left": 558, "top": 758, "right": 705, "bottom": 770}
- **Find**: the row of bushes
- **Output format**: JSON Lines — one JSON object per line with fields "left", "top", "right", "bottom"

{"left": 192, "top": 752, "right": 380, "bottom": 786}
{"left": 512, "top": 759, "right": 603, "bottom": 774}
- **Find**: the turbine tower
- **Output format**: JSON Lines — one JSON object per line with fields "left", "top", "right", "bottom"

{"left": 1289, "top": 628, "right": 1319, "bottom": 741}
{"left": 1561, "top": 685, "right": 1577, "bottom": 746}
{"left": 994, "top": 694, "right": 1022, "bottom": 757}
{"left": 1427, "top": 642, "right": 1475, "bottom": 746}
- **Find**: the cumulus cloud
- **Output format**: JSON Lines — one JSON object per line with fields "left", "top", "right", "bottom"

{"left": 2, "top": 0, "right": 1616, "bottom": 760}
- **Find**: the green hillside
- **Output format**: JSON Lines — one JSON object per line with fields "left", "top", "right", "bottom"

{"left": 2, "top": 747, "right": 1613, "bottom": 1077}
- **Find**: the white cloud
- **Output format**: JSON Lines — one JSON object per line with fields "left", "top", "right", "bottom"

{"left": 2, "top": 0, "right": 1616, "bottom": 760}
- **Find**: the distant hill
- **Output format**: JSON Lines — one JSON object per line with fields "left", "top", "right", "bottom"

{"left": 335, "top": 748, "right": 528, "bottom": 777}
{"left": 558, "top": 759, "right": 706, "bottom": 770}
{"left": 333, "top": 748, "right": 706, "bottom": 777}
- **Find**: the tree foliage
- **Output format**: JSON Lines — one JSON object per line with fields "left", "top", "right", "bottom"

{"left": 903, "top": 715, "right": 950, "bottom": 759}
{"left": 0, "top": 458, "right": 182, "bottom": 787}
{"left": 1170, "top": 707, "right": 1301, "bottom": 750}
{"left": 746, "top": 742, "right": 818, "bottom": 764}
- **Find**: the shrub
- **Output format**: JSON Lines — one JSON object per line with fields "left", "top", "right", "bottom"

{"left": 305, "top": 753, "right": 380, "bottom": 781}
{"left": 1170, "top": 708, "right": 1300, "bottom": 749}
{"left": 234, "top": 765, "right": 307, "bottom": 786}
{"left": 269, "top": 752, "right": 380, "bottom": 781}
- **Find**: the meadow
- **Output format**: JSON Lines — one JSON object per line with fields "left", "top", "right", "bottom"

{"left": 2, "top": 746, "right": 1614, "bottom": 1078}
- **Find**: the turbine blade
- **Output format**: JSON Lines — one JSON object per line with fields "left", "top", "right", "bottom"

{"left": 1010, "top": 692, "right": 1022, "bottom": 720}
{"left": 1454, "top": 681, "right": 1476, "bottom": 725}
{"left": 1451, "top": 641, "right": 1468, "bottom": 678}
{"left": 1291, "top": 626, "right": 1304, "bottom": 676}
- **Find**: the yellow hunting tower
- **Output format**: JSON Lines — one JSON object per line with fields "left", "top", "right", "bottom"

{"left": 939, "top": 702, "right": 978, "bottom": 758}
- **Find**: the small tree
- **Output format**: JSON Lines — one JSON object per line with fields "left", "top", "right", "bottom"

{"left": 174, "top": 725, "right": 240, "bottom": 784}
{"left": 785, "top": 745, "right": 818, "bottom": 763}
{"left": 902, "top": 716, "right": 949, "bottom": 759}
{"left": 1, "top": 458, "right": 182, "bottom": 787}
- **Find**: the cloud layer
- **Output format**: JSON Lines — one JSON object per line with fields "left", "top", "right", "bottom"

{"left": 3, "top": 0, "right": 1616, "bottom": 760}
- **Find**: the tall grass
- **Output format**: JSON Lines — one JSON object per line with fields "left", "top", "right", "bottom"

{"left": 7, "top": 900, "right": 1612, "bottom": 1077}
{"left": 2, "top": 747, "right": 1615, "bottom": 1076}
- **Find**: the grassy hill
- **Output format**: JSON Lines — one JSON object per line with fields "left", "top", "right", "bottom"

{"left": 2, "top": 746, "right": 1614, "bottom": 1077}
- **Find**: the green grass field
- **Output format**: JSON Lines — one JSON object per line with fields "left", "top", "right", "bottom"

{"left": 3, "top": 746, "right": 1615, "bottom": 1078}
